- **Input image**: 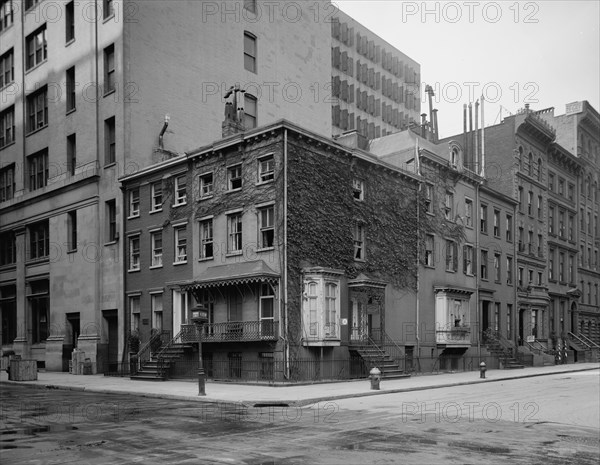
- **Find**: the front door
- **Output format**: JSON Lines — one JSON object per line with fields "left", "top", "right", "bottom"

{"left": 481, "top": 301, "right": 490, "bottom": 340}
{"left": 103, "top": 310, "right": 118, "bottom": 371}
{"left": 518, "top": 309, "right": 525, "bottom": 345}
{"left": 172, "top": 290, "right": 189, "bottom": 335}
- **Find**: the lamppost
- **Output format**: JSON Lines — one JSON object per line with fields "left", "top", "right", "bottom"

{"left": 190, "top": 305, "right": 208, "bottom": 396}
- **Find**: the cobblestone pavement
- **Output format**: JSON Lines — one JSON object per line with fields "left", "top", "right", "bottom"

{"left": 1, "top": 370, "right": 598, "bottom": 464}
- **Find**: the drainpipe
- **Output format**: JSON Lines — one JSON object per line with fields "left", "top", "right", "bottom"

{"left": 415, "top": 166, "right": 420, "bottom": 358}
{"left": 283, "top": 129, "right": 289, "bottom": 378}
{"left": 476, "top": 182, "right": 481, "bottom": 362}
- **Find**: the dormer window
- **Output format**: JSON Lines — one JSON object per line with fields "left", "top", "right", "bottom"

{"left": 451, "top": 147, "right": 459, "bottom": 167}
{"left": 352, "top": 179, "right": 364, "bottom": 201}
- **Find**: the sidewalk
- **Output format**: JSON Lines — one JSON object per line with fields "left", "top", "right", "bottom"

{"left": 1, "top": 363, "right": 598, "bottom": 407}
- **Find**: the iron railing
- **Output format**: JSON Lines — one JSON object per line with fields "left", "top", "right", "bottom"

{"left": 369, "top": 328, "right": 405, "bottom": 366}
{"left": 135, "top": 329, "right": 171, "bottom": 373}
{"left": 201, "top": 320, "right": 278, "bottom": 342}
{"left": 155, "top": 325, "right": 201, "bottom": 378}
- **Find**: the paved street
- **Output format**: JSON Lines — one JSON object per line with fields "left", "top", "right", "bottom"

{"left": 1, "top": 370, "right": 599, "bottom": 465}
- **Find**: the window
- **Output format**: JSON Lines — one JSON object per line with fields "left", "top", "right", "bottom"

{"left": 568, "top": 255, "right": 574, "bottom": 283}
{"left": 494, "top": 303, "right": 500, "bottom": 332}
{"left": 507, "top": 304, "right": 513, "bottom": 339}
{"left": 0, "top": 230, "right": 16, "bottom": 265}
{"left": 493, "top": 209, "right": 500, "bottom": 237}
{"left": 548, "top": 172, "right": 554, "bottom": 192}
{"left": 243, "top": 32, "right": 257, "bottom": 73}
{"left": 537, "top": 158, "right": 542, "bottom": 181}
{"left": 527, "top": 191, "right": 533, "bottom": 216}
{"left": 518, "top": 187, "right": 523, "bottom": 211}
{"left": 258, "top": 156, "right": 274, "bottom": 183}
{"left": 105, "top": 116, "right": 116, "bottom": 164}
{"left": 0, "top": 285, "right": 16, "bottom": 344}
{"left": 494, "top": 252, "right": 501, "bottom": 282}
{"left": 352, "top": 179, "right": 365, "bottom": 201}
{"left": 67, "top": 134, "right": 76, "bottom": 176}
{"left": 151, "top": 293, "right": 163, "bottom": 331}
{"left": 151, "top": 182, "right": 162, "bottom": 211}
{"left": 537, "top": 234, "right": 543, "bottom": 257}
{"left": 228, "top": 164, "right": 242, "bottom": 191}
{"left": 29, "top": 280, "right": 49, "bottom": 344}
{"left": 104, "top": 44, "right": 115, "bottom": 94}
{"left": 549, "top": 248, "right": 555, "bottom": 280}
{"left": 199, "top": 172, "right": 213, "bottom": 198}
{"left": 0, "top": 49, "right": 14, "bottom": 88}
{"left": 463, "top": 244, "right": 473, "bottom": 275}
{"left": 480, "top": 204, "right": 488, "bottom": 233}
{"left": 324, "top": 283, "right": 338, "bottom": 337}
{"left": 66, "top": 1, "right": 75, "bottom": 41}
{"left": 1, "top": 1, "right": 14, "bottom": 32}
{"left": 518, "top": 227, "right": 524, "bottom": 252}
{"left": 445, "top": 240, "right": 457, "bottom": 272}
{"left": 106, "top": 200, "right": 117, "bottom": 242}
{"left": 259, "top": 205, "right": 275, "bottom": 249}
{"left": 528, "top": 230, "right": 533, "bottom": 254}
{"left": 103, "top": 0, "right": 114, "bottom": 18}
{"left": 174, "top": 225, "right": 187, "bottom": 263}
{"left": 0, "top": 164, "right": 15, "bottom": 202}
{"left": 128, "top": 188, "right": 140, "bottom": 218}
{"left": 559, "top": 252, "right": 565, "bottom": 282}
{"left": 354, "top": 223, "right": 365, "bottom": 260}
{"left": 128, "top": 235, "right": 140, "bottom": 271}
{"left": 424, "top": 184, "right": 433, "bottom": 213}
{"left": 29, "top": 220, "right": 49, "bottom": 260}
{"left": 480, "top": 250, "right": 488, "bottom": 280}
{"left": 567, "top": 183, "right": 574, "bottom": 201}
{"left": 174, "top": 174, "right": 187, "bottom": 205}
{"left": 549, "top": 207, "right": 555, "bottom": 235}
{"left": 28, "top": 149, "right": 48, "bottom": 191}
{"left": 259, "top": 284, "right": 274, "bottom": 337}
{"left": 26, "top": 25, "right": 47, "bottom": 70}
{"left": 151, "top": 231, "right": 163, "bottom": 267}
{"left": 129, "top": 295, "right": 140, "bottom": 332}
{"left": 444, "top": 192, "right": 453, "bottom": 220}
{"left": 244, "top": 94, "right": 257, "bottom": 129}
{"left": 528, "top": 152, "right": 533, "bottom": 176}
{"left": 465, "top": 199, "right": 473, "bottom": 227}
{"left": 25, "top": 0, "right": 40, "bottom": 10}
{"left": 228, "top": 213, "right": 243, "bottom": 253}
{"left": 243, "top": 0, "right": 256, "bottom": 13}
{"left": 0, "top": 106, "right": 14, "bottom": 148}
{"left": 506, "top": 214, "right": 512, "bottom": 242}
{"left": 568, "top": 214, "right": 574, "bottom": 241}
{"left": 67, "top": 210, "right": 77, "bottom": 252}
{"left": 537, "top": 196, "right": 542, "bottom": 219}
{"left": 559, "top": 210, "right": 565, "bottom": 238}
{"left": 27, "top": 86, "right": 48, "bottom": 132}
{"left": 424, "top": 235, "right": 434, "bottom": 267}
{"left": 558, "top": 178, "right": 565, "bottom": 196}
{"left": 507, "top": 256, "right": 513, "bottom": 284}
{"left": 518, "top": 267, "right": 524, "bottom": 287}
{"left": 199, "top": 218, "right": 213, "bottom": 259}
{"left": 66, "top": 67, "right": 76, "bottom": 112}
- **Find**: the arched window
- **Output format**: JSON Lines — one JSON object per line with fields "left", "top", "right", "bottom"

{"left": 587, "top": 176, "right": 592, "bottom": 198}
{"left": 518, "top": 146, "right": 523, "bottom": 169}
{"left": 451, "top": 147, "right": 459, "bottom": 167}
{"left": 528, "top": 152, "right": 533, "bottom": 176}
{"left": 537, "top": 158, "right": 542, "bottom": 181}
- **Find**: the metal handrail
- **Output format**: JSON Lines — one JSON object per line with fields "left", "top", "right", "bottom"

{"left": 571, "top": 332, "right": 600, "bottom": 349}
{"left": 370, "top": 328, "right": 405, "bottom": 366}
{"left": 155, "top": 325, "right": 200, "bottom": 378}
{"left": 135, "top": 329, "right": 170, "bottom": 372}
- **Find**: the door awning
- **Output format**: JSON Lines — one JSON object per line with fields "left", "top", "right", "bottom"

{"left": 179, "top": 260, "right": 280, "bottom": 290}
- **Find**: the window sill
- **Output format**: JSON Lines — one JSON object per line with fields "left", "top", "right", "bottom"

{"left": 26, "top": 125, "right": 48, "bottom": 137}
{"left": 104, "top": 241, "right": 117, "bottom": 246}
{"left": 256, "top": 180, "right": 274, "bottom": 186}
{"left": 0, "top": 82, "right": 16, "bottom": 93}
{"left": 128, "top": 268, "right": 141, "bottom": 273}
{"left": 0, "top": 263, "right": 17, "bottom": 271}
{"left": 150, "top": 265, "right": 163, "bottom": 270}
{"left": 26, "top": 257, "right": 50, "bottom": 266}
{"left": 445, "top": 269, "right": 457, "bottom": 273}
{"left": 465, "top": 224, "right": 473, "bottom": 229}
{"left": 104, "top": 162, "right": 116, "bottom": 169}
{"left": 127, "top": 214, "right": 140, "bottom": 220}
{"left": 198, "top": 257, "right": 214, "bottom": 262}
{"left": 226, "top": 251, "right": 243, "bottom": 257}
{"left": 257, "top": 247, "right": 275, "bottom": 253}
{"left": 226, "top": 188, "right": 242, "bottom": 194}
{"left": 149, "top": 208, "right": 163, "bottom": 214}
{"left": 67, "top": 249, "right": 77, "bottom": 254}
{"left": 173, "top": 261, "right": 187, "bottom": 266}
{"left": 66, "top": 107, "right": 76, "bottom": 116}
{"left": 0, "top": 141, "right": 16, "bottom": 151}
{"left": 66, "top": 38, "right": 75, "bottom": 47}
{"left": 173, "top": 202, "right": 187, "bottom": 208}
{"left": 426, "top": 212, "right": 435, "bottom": 217}
{"left": 198, "top": 195, "right": 214, "bottom": 202}
{"left": 25, "top": 59, "right": 48, "bottom": 75}
{"left": 103, "top": 13, "right": 116, "bottom": 24}
{"left": 104, "top": 89, "right": 116, "bottom": 98}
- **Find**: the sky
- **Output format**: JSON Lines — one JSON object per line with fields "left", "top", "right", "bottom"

{"left": 335, "top": 0, "right": 600, "bottom": 139}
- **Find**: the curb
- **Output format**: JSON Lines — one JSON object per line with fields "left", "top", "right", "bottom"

{"left": 2, "top": 366, "right": 597, "bottom": 408}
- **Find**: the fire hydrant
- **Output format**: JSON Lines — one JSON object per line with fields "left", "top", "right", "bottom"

{"left": 370, "top": 367, "right": 381, "bottom": 390}
{"left": 479, "top": 361, "right": 487, "bottom": 379}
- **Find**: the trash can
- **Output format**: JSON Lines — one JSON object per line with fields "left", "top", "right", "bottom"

{"left": 83, "top": 358, "right": 93, "bottom": 375}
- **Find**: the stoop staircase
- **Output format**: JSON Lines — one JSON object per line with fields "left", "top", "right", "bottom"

{"left": 130, "top": 327, "right": 197, "bottom": 381}
{"left": 350, "top": 330, "right": 410, "bottom": 380}
{"left": 484, "top": 329, "right": 525, "bottom": 369}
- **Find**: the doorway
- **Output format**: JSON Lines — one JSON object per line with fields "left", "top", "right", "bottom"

{"left": 518, "top": 309, "right": 525, "bottom": 345}
{"left": 103, "top": 310, "right": 118, "bottom": 372}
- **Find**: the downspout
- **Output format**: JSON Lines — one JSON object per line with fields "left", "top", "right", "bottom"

{"left": 283, "top": 129, "right": 289, "bottom": 378}
{"left": 476, "top": 182, "right": 481, "bottom": 362}
{"left": 94, "top": 0, "right": 103, "bottom": 363}
{"left": 415, "top": 170, "right": 420, "bottom": 358}
{"left": 513, "top": 202, "right": 518, "bottom": 348}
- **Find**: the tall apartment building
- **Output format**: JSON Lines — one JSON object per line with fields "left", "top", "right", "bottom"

{"left": 0, "top": 0, "right": 334, "bottom": 371}
{"left": 331, "top": 10, "right": 421, "bottom": 141}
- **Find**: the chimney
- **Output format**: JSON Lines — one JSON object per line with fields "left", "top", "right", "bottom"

{"left": 432, "top": 109, "right": 439, "bottom": 143}
{"left": 463, "top": 104, "right": 468, "bottom": 164}
{"left": 474, "top": 100, "right": 479, "bottom": 172}
{"left": 222, "top": 85, "right": 246, "bottom": 138}
{"left": 421, "top": 113, "right": 427, "bottom": 139}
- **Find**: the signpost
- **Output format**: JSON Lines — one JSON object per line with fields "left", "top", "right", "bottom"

{"left": 190, "top": 306, "right": 208, "bottom": 396}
